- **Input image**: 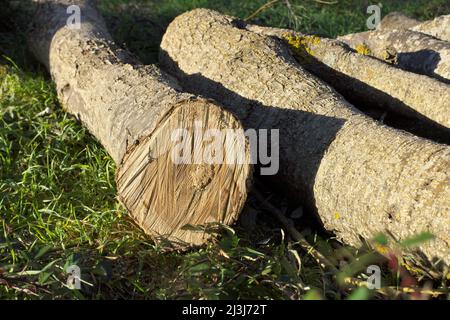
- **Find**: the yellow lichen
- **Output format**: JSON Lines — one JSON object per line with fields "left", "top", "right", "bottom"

{"left": 355, "top": 43, "right": 371, "bottom": 55}
{"left": 283, "top": 33, "right": 321, "bottom": 62}
{"left": 401, "top": 261, "right": 423, "bottom": 275}
{"left": 374, "top": 243, "right": 389, "bottom": 255}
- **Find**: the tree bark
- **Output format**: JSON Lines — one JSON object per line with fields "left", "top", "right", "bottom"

{"left": 338, "top": 27, "right": 450, "bottom": 83}
{"left": 412, "top": 15, "right": 450, "bottom": 42}
{"left": 377, "top": 12, "right": 420, "bottom": 31}
{"left": 160, "top": 9, "right": 450, "bottom": 264}
{"left": 378, "top": 12, "right": 450, "bottom": 42}
{"left": 245, "top": 24, "right": 450, "bottom": 131}
{"left": 28, "top": 0, "right": 251, "bottom": 246}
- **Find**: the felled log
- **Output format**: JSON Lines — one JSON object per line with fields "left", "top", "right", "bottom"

{"left": 338, "top": 26, "right": 450, "bottom": 82}
{"left": 28, "top": 0, "right": 251, "bottom": 246}
{"left": 160, "top": 9, "right": 450, "bottom": 263}
{"left": 376, "top": 12, "right": 421, "bottom": 31}
{"left": 412, "top": 15, "right": 450, "bottom": 42}
{"left": 378, "top": 12, "right": 450, "bottom": 42}
{"left": 245, "top": 24, "right": 450, "bottom": 131}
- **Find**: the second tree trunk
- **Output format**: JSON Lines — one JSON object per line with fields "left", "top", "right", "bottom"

{"left": 160, "top": 9, "right": 450, "bottom": 263}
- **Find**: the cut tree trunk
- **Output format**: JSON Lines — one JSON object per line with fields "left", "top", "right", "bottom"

{"left": 28, "top": 0, "right": 251, "bottom": 246}
{"left": 376, "top": 12, "right": 420, "bottom": 31}
{"left": 245, "top": 24, "right": 450, "bottom": 131}
{"left": 160, "top": 9, "right": 450, "bottom": 264}
{"left": 412, "top": 15, "right": 450, "bottom": 42}
{"left": 378, "top": 12, "right": 450, "bottom": 42}
{"left": 338, "top": 28, "right": 450, "bottom": 83}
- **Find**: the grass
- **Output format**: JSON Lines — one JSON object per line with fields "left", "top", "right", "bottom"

{"left": 1, "top": 0, "right": 449, "bottom": 300}
{"left": 98, "top": 0, "right": 450, "bottom": 64}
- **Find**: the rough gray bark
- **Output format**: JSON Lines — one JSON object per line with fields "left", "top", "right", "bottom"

{"left": 28, "top": 0, "right": 251, "bottom": 246}
{"left": 160, "top": 9, "right": 450, "bottom": 264}
{"left": 245, "top": 24, "right": 450, "bottom": 130}
{"left": 378, "top": 12, "right": 450, "bottom": 42}
{"left": 338, "top": 27, "right": 450, "bottom": 82}
{"left": 412, "top": 15, "right": 450, "bottom": 42}
{"left": 377, "top": 12, "right": 421, "bottom": 31}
